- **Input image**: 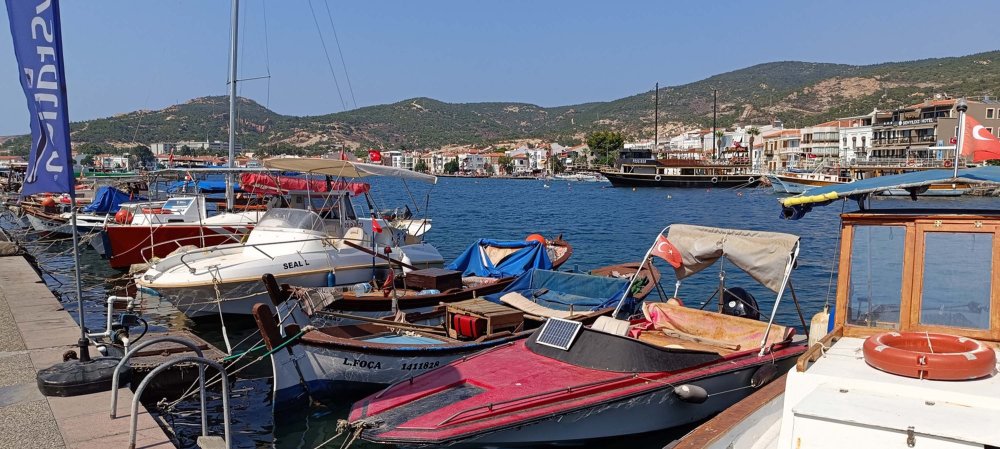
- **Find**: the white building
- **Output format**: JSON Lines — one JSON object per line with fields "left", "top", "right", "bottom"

{"left": 150, "top": 141, "right": 243, "bottom": 155}
{"left": 838, "top": 111, "right": 876, "bottom": 164}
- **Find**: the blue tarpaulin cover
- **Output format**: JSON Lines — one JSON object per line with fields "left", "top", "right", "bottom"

{"left": 82, "top": 186, "right": 143, "bottom": 214}
{"left": 166, "top": 180, "right": 237, "bottom": 194}
{"left": 780, "top": 166, "right": 1000, "bottom": 219}
{"left": 484, "top": 269, "right": 633, "bottom": 313}
{"left": 445, "top": 239, "right": 552, "bottom": 278}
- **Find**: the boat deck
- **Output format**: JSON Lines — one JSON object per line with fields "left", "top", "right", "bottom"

{"left": 0, "top": 255, "right": 172, "bottom": 448}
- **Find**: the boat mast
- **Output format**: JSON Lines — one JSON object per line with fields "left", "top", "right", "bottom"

{"left": 712, "top": 89, "right": 717, "bottom": 160}
{"left": 654, "top": 82, "right": 658, "bottom": 158}
{"left": 226, "top": 0, "right": 240, "bottom": 212}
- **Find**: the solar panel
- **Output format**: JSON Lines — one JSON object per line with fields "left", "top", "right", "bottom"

{"left": 535, "top": 318, "right": 583, "bottom": 351}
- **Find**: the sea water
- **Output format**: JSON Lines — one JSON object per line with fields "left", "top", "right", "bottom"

{"left": 6, "top": 178, "right": 998, "bottom": 448}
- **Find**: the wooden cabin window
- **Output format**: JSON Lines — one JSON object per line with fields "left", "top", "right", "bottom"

{"left": 846, "top": 226, "right": 906, "bottom": 329}
{"left": 918, "top": 232, "right": 993, "bottom": 330}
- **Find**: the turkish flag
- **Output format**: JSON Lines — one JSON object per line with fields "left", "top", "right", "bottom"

{"left": 649, "top": 235, "right": 682, "bottom": 268}
{"left": 369, "top": 150, "right": 382, "bottom": 163}
{"left": 371, "top": 214, "right": 383, "bottom": 234}
{"left": 961, "top": 116, "right": 1000, "bottom": 162}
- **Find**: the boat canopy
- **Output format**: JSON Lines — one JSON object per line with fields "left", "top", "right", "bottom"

{"left": 780, "top": 166, "right": 1000, "bottom": 219}
{"left": 255, "top": 208, "right": 326, "bottom": 233}
{"left": 165, "top": 179, "right": 239, "bottom": 194}
{"left": 445, "top": 239, "right": 552, "bottom": 278}
{"left": 666, "top": 224, "right": 799, "bottom": 293}
{"left": 263, "top": 158, "right": 437, "bottom": 184}
{"left": 82, "top": 186, "right": 143, "bottom": 214}
{"left": 239, "top": 173, "right": 370, "bottom": 196}
{"left": 485, "top": 269, "right": 631, "bottom": 312}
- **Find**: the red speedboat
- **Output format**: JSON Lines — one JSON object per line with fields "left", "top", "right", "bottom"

{"left": 347, "top": 224, "right": 809, "bottom": 447}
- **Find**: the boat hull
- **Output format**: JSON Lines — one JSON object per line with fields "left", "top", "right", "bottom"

{"left": 105, "top": 224, "right": 251, "bottom": 269}
{"left": 603, "top": 171, "right": 758, "bottom": 188}
{"left": 357, "top": 353, "right": 800, "bottom": 447}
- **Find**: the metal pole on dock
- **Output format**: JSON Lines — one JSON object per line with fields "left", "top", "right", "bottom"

{"left": 71, "top": 200, "right": 89, "bottom": 361}
{"left": 953, "top": 98, "right": 967, "bottom": 178}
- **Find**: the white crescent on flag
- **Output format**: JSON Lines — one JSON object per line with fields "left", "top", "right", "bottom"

{"left": 972, "top": 125, "right": 993, "bottom": 141}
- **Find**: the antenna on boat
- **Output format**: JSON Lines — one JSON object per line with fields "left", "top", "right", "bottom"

{"left": 225, "top": 0, "right": 240, "bottom": 212}
{"left": 953, "top": 98, "right": 967, "bottom": 178}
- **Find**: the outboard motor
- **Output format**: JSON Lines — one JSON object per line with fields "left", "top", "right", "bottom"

{"left": 722, "top": 287, "right": 760, "bottom": 320}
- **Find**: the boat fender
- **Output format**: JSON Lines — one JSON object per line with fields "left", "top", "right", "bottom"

{"left": 750, "top": 364, "right": 779, "bottom": 388}
{"left": 654, "top": 175, "right": 662, "bottom": 181}
{"left": 807, "top": 305, "right": 830, "bottom": 347}
{"left": 673, "top": 384, "right": 708, "bottom": 404}
{"left": 710, "top": 177, "right": 718, "bottom": 184}
{"left": 326, "top": 271, "right": 336, "bottom": 287}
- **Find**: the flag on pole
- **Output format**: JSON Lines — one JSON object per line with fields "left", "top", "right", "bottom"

{"left": 371, "top": 214, "right": 383, "bottom": 234}
{"left": 5, "top": 0, "right": 74, "bottom": 197}
{"left": 960, "top": 115, "right": 1000, "bottom": 162}
{"left": 649, "top": 235, "right": 682, "bottom": 268}
{"left": 368, "top": 149, "right": 382, "bottom": 163}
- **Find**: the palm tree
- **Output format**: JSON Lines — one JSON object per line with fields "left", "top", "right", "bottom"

{"left": 747, "top": 126, "right": 761, "bottom": 168}
{"left": 714, "top": 130, "right": 725, "bottom": 158}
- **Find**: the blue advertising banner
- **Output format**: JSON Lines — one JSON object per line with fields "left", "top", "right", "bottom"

{"left": 5, "top": 0, "right": 74, "bottom": 196}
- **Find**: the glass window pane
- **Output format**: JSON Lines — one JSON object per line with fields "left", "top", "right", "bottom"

{"left": 847, "top": 226, "right": 905, "bottom": 329}
{"left": 920, "top": 232, "right": 992, "bottom": 330}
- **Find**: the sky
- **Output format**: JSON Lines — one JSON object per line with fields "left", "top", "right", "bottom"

{"left": 0, "top": 0, "right": 997, "bottom": 136}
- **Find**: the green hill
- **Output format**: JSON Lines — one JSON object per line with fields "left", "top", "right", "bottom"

{"left": 3, "top": 50, "right": 999, "bottom": 154}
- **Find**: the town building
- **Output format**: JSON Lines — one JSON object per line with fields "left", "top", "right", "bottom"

{"left": 838, "top": 111, "right": 875, "bottom": 164}
{"left": 869, "top": 97, "right": 1000, "bottom": 164}
{"left": 150, "top": 141, "right": 243, "bottom": 156}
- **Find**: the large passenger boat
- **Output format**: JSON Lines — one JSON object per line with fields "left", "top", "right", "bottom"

{"left": 601, "top": 147, "right": 758, "bottom": 188}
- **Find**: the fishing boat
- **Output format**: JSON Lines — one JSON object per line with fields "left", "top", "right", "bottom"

{"left": 136, "top": 158, "right": 445, "bottom": 318}
{"left": 344, "top": 224, "right": 808, "bottom": 447}
{"left": 674, "top": 166, "right": 1000, "bottom": 449}
{"left": 252, "top": 261, "right": 660, "bottom": 409}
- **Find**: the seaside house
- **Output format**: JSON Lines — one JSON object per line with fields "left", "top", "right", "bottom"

{"left": 800, "top": 120, "right": 846, "bottom": 167}
{"left": 838, "top": 111, "right": 875, "bottom": 164}
{"left": 869, "top": 96, "right": 1000, "bottom": 164}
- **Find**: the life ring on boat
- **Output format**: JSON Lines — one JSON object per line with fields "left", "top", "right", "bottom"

{"left": 944, "top": 160, "right": 954, "bottom": 167}
{"left": 710, "top": 177, "right": 719, "bottom": 184}
{"left": 748, "top": 177, "right": 755, "bottom": 184}
{"left": 654, "top": 175, "right": 662, "bottom": 182}
{"left": 862, "top": 331, "right": 997, "bottom": 381}
{"left": 906, "top": 160, "right": 915, "bottom": 167}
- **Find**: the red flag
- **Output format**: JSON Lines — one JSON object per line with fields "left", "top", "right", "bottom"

{"left": 961, "top": 115, "right": 1000, "bottom": 162}
{"left": 371, "top": 214, "right": 383, "bottom": 234}
{"left": 649, "top": 235, "right": 682, "bottom": 268}
{"left": 340, "top": 149, "right": 348, "bottom": 161}
{"left": 369, "top": 149, "right": 382, "bottom": 163}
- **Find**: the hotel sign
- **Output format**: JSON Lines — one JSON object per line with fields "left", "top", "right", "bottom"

{"left": 876, "top": 118, "right": 937, "bottom": 127}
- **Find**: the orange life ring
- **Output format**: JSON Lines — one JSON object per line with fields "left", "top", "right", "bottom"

{"left": 944, "top": 160, "right": 954, "bottom": 167}
{"left": 862, "top": 332, "right": 996, "bottom": 381}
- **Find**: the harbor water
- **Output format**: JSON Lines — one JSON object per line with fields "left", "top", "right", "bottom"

{"left": 5, "top": 178, "right": 997, "bottom": 448}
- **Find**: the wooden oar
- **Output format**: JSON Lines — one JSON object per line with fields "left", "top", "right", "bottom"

{"left": 342, "top": 240, "right": 418, "bottom": 271}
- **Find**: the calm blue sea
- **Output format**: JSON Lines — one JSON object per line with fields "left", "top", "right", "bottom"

{"left": 6, "top": 178, "right": 998, "bottom": 448}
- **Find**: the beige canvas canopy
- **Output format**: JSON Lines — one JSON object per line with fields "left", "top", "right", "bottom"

{"left": 263, "top": 157, "right": 438, "bottom": 184}
{"left": 665, "top": 224, "right": 799, "bottom": 292}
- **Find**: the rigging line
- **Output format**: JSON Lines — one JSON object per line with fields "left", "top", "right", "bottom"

{"left": 261, "top": 0, "right": 272, "bottom": 109}
{"left": 307, "top": 0, "right": 348, "bottom": 111}
{"left": 322, "top": 0, "right": 357, "bottom": 108}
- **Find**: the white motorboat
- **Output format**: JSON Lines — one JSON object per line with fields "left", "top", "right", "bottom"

{"left": 136, "top": 157, "right": 445, "bottom": 318}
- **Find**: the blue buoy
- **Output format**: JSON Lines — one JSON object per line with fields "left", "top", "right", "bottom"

{"left": 326, "top": 271, "right": 336, "bottom": 287}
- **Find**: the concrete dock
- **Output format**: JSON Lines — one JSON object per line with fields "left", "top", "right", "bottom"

{"left": 0, "top": 254, "right": 174, "bottom": 448}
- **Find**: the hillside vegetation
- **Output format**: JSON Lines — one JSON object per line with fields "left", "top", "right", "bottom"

{"left": 3, "top": 50, "right": 999, "bottom": 154}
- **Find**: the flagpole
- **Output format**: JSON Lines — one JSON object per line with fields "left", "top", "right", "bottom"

{"left": 611, "top": 224, "right": 670, "bottom": 319}
{"left": 70, "top": 197, "right": 89, "bottom": 361}
{"left": 953, "top": 98, "right": 967, "bottom": 178}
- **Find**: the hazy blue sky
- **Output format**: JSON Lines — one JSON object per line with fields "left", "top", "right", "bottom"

{"left": 0, "top": 0, "right": 997, "bottom": 135}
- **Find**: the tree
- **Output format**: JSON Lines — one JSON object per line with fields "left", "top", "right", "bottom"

{"left": 747, "top": 126, "right": 761, "bottom": 166}
{"left": 179, "top": 145, "right": 193, "bottom": 156}
{"left": 414, "top": 160, "right": 429, "bottom": 172}
{"left": 585, "top": 130, "right": 625, "bottom": 166}
{"left": 714, "top": 130, "right": 725, "bottom": 154}
{"left": 129, "top": 145, "right": 156, "bottom": 170}
{"left": 497, "top": 155, "right": 514, "bottom": 175}
{"left": 443, "top": 157, "right": 460, "bottom": 174}
{"left": 80, "top": 155, "right": 94, "bottom": 167}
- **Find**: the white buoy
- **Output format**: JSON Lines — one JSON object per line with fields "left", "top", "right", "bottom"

{"left": 808, "top": 304, "right": 831, "bottom": 347}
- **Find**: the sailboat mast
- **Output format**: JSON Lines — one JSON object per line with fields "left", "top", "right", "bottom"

{"left": 226, "top": 0, "right": 240, "bottom": 212}
{"left": 654, "top": 82, "right": 658, "bottom": 156}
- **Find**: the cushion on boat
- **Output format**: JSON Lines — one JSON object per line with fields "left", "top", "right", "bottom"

{"left": 641, "top": 302, "right": 793, "bottom": 350}
{"left": 336, "top": 227, "right": 366, "bottom": 249}
{"left": 591, "top": 316, "right": 630, "bottom": 336}
{"left": 499, "top": 292, "right": 576, "bottom": 319}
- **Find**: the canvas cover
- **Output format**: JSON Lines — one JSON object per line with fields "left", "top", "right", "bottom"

{"left": 666, "top": 224, "right": 798, "bottom": 293}
{"left": 445, "top": 239, "right": 552, "bottom": 278}
{"left": 640, "top": 302, "right": 792, "bottom": 349}
{"left": 82, "top": 186, "right": 142, "bottom": 214}
{"left": 263, "top": 158, "right": 438, "bottom": 184}
{"left": 239, "top": 173, "right": 370, "bottom": 196}
{"left": 484, "top": 269, "right": 632, "bottom": 313}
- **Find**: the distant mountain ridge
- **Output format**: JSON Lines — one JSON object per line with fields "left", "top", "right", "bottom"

{"left": 3, "top": 50, "right": 1000, "bottom": 154}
